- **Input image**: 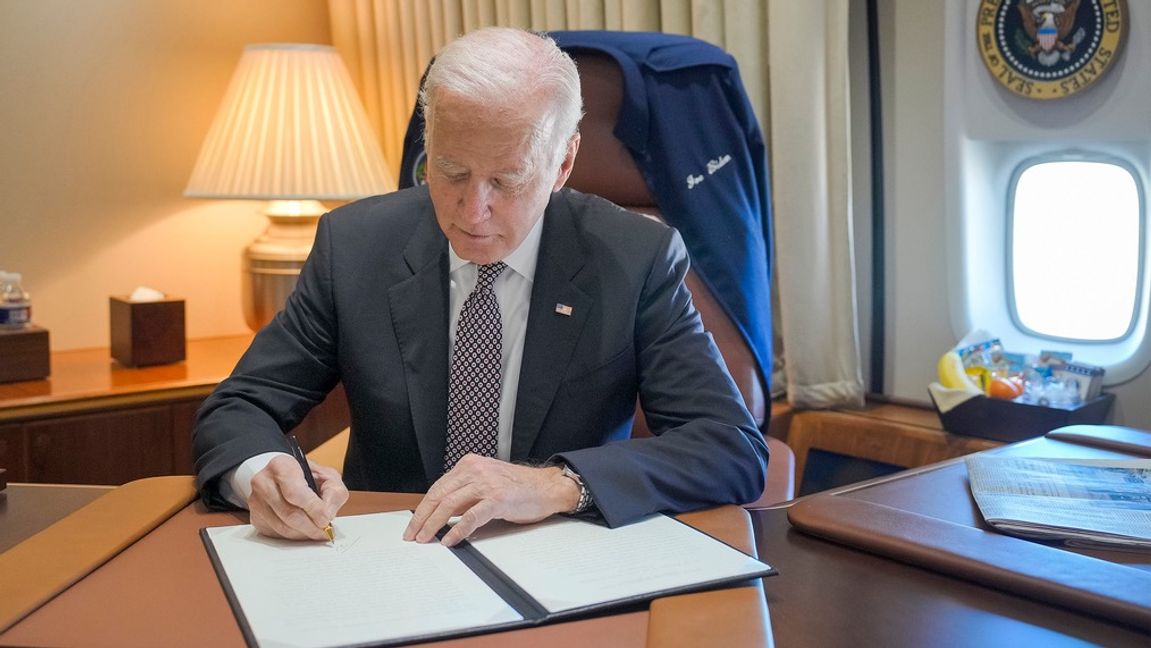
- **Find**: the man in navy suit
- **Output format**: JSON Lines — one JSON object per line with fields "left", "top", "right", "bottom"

{"left": 193, "top": 27, "right": 768, "bottom": 546}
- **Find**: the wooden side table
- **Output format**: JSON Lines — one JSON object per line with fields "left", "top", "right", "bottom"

{"left": 787, "top": 402, "right": 1000, "bottom": 490}
{"left": 0, "top": 336, "right": 348, "bottom": 485}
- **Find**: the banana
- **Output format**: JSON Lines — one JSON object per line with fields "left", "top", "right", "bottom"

{"left": 937, "top": 350, "right": 983, "bottom": 394}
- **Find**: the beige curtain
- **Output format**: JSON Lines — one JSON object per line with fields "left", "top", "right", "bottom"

{"left": 767, "top": 0, "right": 864, "bottom": 409}
{"left": 327, "top": 0, "right": 769, "bottom": 180}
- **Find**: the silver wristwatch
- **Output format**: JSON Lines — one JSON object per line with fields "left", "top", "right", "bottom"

{"left": 560, "top": 463, "right": 594, "bottom": 513}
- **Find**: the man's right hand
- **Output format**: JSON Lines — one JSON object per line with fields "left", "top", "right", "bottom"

{"left": 247, "top": 455, "right": 349, "bottom": 541}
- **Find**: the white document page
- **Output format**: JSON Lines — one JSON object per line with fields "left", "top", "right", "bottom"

{"left": 467, "top": 513, "right": 770, "bottom": 613}
{"left": 203, "top": 510, "right": 522, "bottom": 648}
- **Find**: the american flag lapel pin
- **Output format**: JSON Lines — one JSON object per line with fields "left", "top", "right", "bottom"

{"left": 554, "top": 303, "right": 573, "bottom": 316}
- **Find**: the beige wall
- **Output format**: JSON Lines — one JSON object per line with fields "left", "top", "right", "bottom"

{"left": 877, "top": 0, "right": 1150, "bottom": 429}
{"left": 0, "top": 0, "right": 332, "bottom": 351}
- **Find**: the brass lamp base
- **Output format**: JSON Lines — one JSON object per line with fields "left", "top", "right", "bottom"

{"left": 241, "top": 200, "right": 325, "bottom": 331}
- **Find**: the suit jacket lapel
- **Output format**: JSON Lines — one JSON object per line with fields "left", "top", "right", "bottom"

{"left": 512, "top": 193, "right": 591, "bottom": 459}
{"left": 389, "top": 212, "right": 451, "bottom": 484}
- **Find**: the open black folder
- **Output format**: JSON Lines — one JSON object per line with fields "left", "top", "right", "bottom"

{"left": 201, "top": 510, "right": 775, "bottom": 648}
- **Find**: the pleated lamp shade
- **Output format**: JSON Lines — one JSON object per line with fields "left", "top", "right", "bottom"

{"left": 186, "top": 43, "right": 394, "bottom": 331}
{"left": 185, "top": 43, "right": 394, "bottom": 200}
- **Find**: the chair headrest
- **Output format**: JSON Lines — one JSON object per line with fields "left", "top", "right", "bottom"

{"left": 566, "top": 52, "right": 655, "bottom": 208}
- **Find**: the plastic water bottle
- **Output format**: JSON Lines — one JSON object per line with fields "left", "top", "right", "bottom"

{"left": 0, "top": 272, "right": 32, "bottom": 330}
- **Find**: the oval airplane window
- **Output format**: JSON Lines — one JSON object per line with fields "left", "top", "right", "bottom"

{"left": 1009, "top": 157, "right": 1143, "bottom": 342}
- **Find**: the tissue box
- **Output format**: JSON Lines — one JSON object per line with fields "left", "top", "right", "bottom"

{"left": 109, "top": 296, "right": 186, "bottom": 367}
{"left": 0, "top": 325, "right": 50, "bottom": 383}
{"left": 929, "top": 391, "right": 1115, "bottom": 443}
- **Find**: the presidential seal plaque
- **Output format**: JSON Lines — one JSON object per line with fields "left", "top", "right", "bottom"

{"left": 976, "top": 0, "right": 1127, "bottom": 100}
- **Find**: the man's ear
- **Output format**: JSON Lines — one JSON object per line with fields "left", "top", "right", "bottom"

{"left": 551, "top": 132, "right": 581, "bottom": 192}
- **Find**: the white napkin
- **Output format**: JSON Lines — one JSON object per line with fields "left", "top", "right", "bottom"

{"left": 928, "top": 381, "right": 980, "bottom": 414}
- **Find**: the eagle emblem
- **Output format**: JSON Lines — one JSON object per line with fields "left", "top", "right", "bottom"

{"left": 975, "top": 0, "right": 1127, "bottom": 100}
{"left": 1017, "top": 0, "right": 1085, "bottom": 66}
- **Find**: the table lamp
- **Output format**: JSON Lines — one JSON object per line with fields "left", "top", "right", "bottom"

{"left": 185, "top": 43, "right": 394, "bottom": 331}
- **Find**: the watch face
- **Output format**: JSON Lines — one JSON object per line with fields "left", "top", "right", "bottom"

{"left": 561, "top": 464, "right": 582, "bottom": 484}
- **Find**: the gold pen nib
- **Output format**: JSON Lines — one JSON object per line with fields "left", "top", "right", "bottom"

{"left": 324, "top": 524, "right": 335, "bottom": 544}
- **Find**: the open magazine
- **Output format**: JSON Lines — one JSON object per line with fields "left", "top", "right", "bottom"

{"left": 965, "top": 455, "right": 1151, "bottom": 551}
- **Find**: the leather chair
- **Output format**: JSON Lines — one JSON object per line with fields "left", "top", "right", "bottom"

{"left": 565, "top": 51, "right": 794, "bottom": 506}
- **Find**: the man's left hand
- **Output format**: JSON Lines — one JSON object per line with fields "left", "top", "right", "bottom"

{"left": 403, "top": 455, "right": 581, "bottom": 546}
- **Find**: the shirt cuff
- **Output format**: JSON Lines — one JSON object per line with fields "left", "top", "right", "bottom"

{"left": 219, "top": 451, "right": 290, "bottom": 509}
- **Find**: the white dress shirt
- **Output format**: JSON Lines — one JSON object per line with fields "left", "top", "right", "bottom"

{"left": 220, "top": 215, "right": 545, "bottom": 506}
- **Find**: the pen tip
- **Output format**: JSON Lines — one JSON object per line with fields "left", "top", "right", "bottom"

{"left": 324, "top": 524, "right": 335, "bottom": 543}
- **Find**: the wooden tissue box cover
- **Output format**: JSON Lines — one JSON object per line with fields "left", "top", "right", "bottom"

{"left": 109, "top": 297, "right": 186, "bottom": 367}
{"left": 0, "top": 325, "right": 50, "bottom": 383}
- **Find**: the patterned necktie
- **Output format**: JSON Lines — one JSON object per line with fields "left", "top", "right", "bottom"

{"left": 444, "top": 262, "right": 507, "bottom": 472}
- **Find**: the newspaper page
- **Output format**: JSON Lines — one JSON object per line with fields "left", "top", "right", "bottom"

{"left": 965, "top": 456, "right": 1151, "bottom": 550}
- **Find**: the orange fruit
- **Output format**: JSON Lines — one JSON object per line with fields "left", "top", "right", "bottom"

{"left": 988, "top": 376, "right": 1024, "bottom": 400}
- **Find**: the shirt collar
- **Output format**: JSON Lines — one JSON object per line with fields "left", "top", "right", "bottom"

{"left": 448, "top": 212, "right": 545, "bottom": 282}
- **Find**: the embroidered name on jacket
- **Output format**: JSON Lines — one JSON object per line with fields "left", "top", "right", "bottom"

{"left": 686, "top": 153, "right": 733, "bottom": 189}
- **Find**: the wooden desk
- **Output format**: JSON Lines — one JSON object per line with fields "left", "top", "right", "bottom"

{"left": 755, "top": 506, "right": 1147, "bottom": 647}
{"left": 0, "top": 336, "right": 348, "bottom": 485}
{"left": 761, "top": 428, "right": 1151, "bottom": 646}
{"left": 0, "top": 492, "right": 769, "bottom": 647}
{"left": 4, "top": 429, "right": 1147, "bottom": 646}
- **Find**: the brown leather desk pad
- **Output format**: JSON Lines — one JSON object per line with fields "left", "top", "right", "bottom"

{"left": 0, "top": 483, "right": 110, "bottom": 554}
{"left": 0, "top": 477, "right": 195, "bottom": 634}
{"left": 1046, "top": 424, "right": 1151, "bottom": 457}
{"left": 0, "top": 491, "right": 769, "bottom": 648}
{"left": 787, "top": 429, "right": 1151, "bottom": 633}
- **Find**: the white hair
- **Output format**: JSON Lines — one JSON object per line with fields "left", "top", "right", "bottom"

{"left": 420, "top": 27, "right": 582, "bottom": 173}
